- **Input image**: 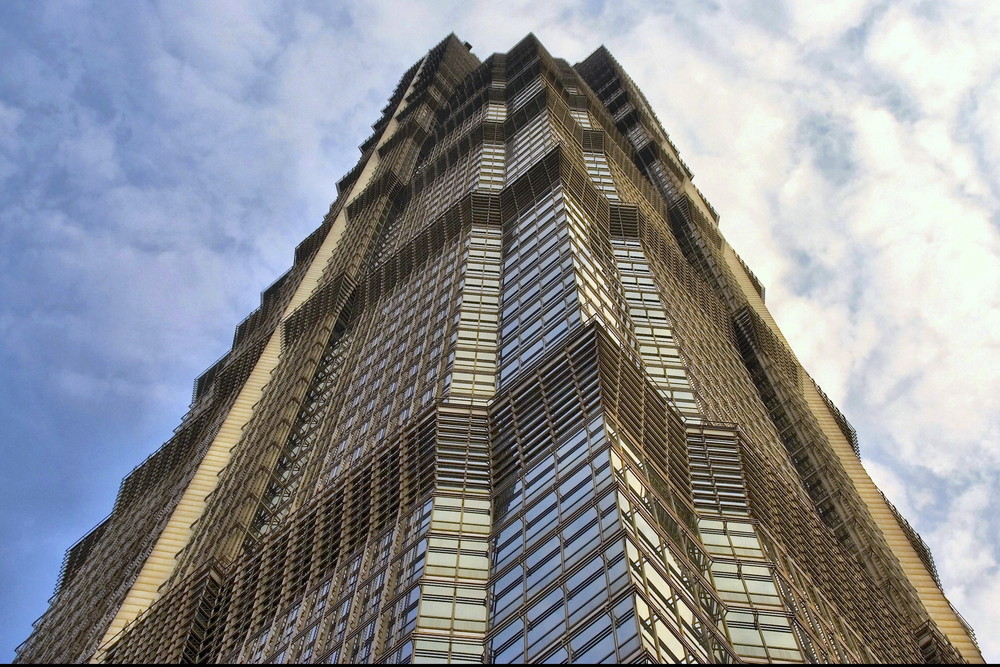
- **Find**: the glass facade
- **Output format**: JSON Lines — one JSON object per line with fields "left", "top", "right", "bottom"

{"left": 16, "top": 34, "right": 983, "bottom": 665}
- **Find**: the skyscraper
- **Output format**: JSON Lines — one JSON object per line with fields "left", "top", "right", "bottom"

{"left": 16, "top": 32, "right": 983, "bottom": 663}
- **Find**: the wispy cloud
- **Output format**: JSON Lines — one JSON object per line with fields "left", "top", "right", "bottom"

{"left": 1, "top": 0, "right": 997, "bottom": 660}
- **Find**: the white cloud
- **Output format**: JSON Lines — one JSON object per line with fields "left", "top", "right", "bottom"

{"left": 841, "top": 102, "right": 1000, "bottom": 473}
{"left": 866, "top": 3, "right": 994, "bottom": 119}
{"left": 788, "top": 0, "right": 873, "bottom": 45}
{"left": 152, "top": 0, "right": 284, "bottom": 98}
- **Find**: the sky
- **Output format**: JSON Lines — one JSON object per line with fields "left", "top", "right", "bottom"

{"left": 1, "top": 0, "right": 998, "bottom": 661}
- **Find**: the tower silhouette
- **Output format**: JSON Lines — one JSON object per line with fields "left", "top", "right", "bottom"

{"left": 17, "top": 34, "right": 982, "bottom": 664}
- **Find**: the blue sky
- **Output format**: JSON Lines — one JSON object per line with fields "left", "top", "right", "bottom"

{"left": 2, "top": 0, "right": 999, "bottom": 661}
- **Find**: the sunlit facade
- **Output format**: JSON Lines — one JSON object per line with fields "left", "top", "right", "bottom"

{"left": 17, "top": 34, "right": 983, "bottom": 664}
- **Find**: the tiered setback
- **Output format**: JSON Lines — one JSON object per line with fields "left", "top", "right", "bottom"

{"left": 17, "top": 34, "right": 981, "bottom": 665}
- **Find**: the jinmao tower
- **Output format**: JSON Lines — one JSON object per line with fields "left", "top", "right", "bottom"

{"left": 17, "top": 34, "right": 983, "bottom": 664}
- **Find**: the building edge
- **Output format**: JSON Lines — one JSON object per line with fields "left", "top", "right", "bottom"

{"left": 722, "top": 240, "right": 983, "bottom": 663}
